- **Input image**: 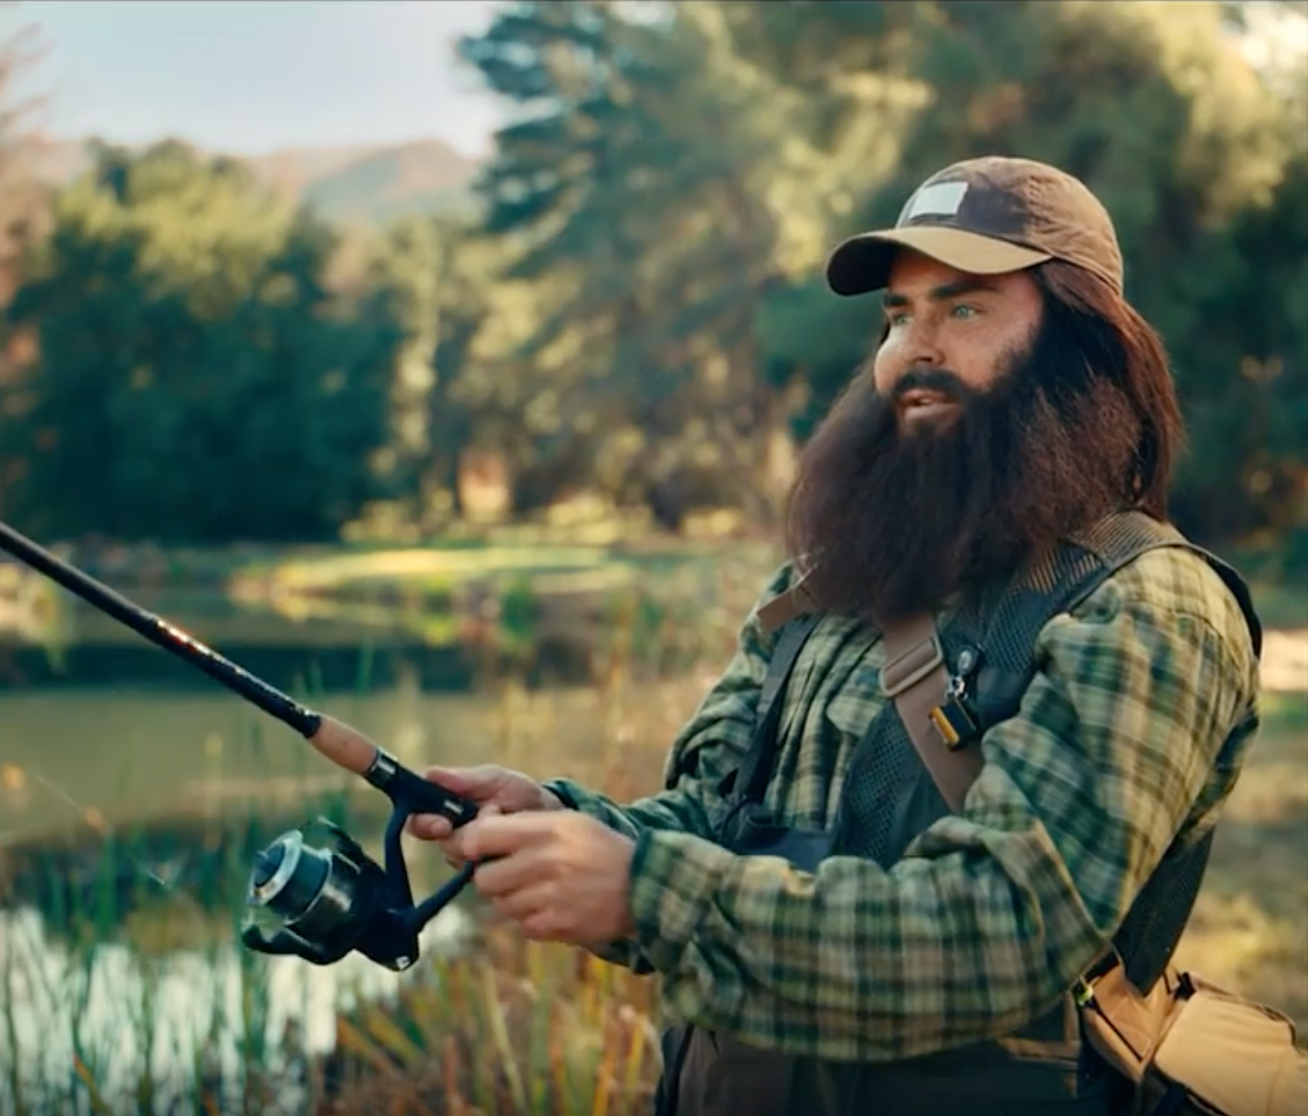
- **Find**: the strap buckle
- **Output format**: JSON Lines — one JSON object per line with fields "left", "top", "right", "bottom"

{"left": 1073, "top": 948, "right": 1124, "bottom": 1007}
{"left": 879, "top": 634, "right": 945, "bottom": 698}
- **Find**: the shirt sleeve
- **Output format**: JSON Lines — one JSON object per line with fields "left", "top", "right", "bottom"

{"left": 542, "top": 561, "right": 796, "bottom": 841}
{"left": 622, "top": 547, "right": 1262, "bottom": 1062}
{"left": 539, "top": 561, "right": 796, "bottom": 969}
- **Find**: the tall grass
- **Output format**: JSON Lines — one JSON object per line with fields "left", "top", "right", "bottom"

{"left": 0, "top": 569, "right": 751, "bottom": 1116}
{"left": 314, "top": 929, "right": 664, "bottom": 1116}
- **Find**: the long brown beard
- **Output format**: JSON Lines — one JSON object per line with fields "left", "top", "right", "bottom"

{"left": 784, "top": 319, "right": 1147, "bottom": 625}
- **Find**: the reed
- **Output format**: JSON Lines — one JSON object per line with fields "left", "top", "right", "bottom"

{"left": 0, "top": 571, "right": 747, "bottom": 1116}
{"left": 315, "top": 927, "right": 665, "bottom": 1116}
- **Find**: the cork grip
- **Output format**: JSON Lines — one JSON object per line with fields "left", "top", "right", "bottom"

{"left": 307, "top": 713, "right": 380, "bottom": 775}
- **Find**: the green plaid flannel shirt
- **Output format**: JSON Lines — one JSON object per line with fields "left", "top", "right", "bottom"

{"left": 542, "top": 545, "right": 1261, "bottom": 1063}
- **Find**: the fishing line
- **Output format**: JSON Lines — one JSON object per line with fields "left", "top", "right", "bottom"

{"left": 12, "top": 767, "right": 210, "bottom": 918}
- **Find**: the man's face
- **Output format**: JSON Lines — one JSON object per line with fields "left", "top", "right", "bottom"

{"left": 871, "top": 249, "right": 1044, "bottom": 431}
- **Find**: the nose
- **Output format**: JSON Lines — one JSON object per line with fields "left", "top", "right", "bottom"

{"left": 875, "top": 316, "right": 946, "bottom": 396}
{"left": 901, "top": 317, "right": 946, "bottom": 369}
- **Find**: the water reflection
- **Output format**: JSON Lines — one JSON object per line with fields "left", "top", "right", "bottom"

{"left": 0, "top": 681, "right": 508, "bottom": 848}
{"left": 0, "top": 899, "right": 477, "bottom": 1115}
{"left": 0, "top": 549, "right": 720, "bottom": 1113}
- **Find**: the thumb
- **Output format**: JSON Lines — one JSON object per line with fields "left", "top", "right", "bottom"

{"left": 422, "top": 765, "right": 495, "bottom": 798}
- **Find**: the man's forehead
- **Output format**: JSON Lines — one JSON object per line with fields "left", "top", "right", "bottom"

{"left": 886, "top": 248, "right": 987, "bottom": 288}
{"left": 882, "top": 248, "right": 1035, "bottom": 303}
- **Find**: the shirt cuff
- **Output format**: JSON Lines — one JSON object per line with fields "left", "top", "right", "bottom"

{"left": 628, "top": 828, "right": 736, "bottom": 972}
{"left": 540, "top": 777, "right": 582, "bottom": 811}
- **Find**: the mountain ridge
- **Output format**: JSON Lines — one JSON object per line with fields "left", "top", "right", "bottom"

{"left": 27, "top": 135, "right": 484, "bottom": 228}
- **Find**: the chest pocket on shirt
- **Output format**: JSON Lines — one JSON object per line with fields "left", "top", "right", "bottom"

{"left": 819, "top": 670, "right": 886, "bottom": 824}
{"left": 821, "top": 663, "right": 885, "bottom": 745}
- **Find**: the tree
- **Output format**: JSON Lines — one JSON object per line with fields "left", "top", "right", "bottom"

{"left": 0, "top": 140, "right": 405, "bottom": 543}
{"left": 0, "top": 17, "right": 50, "bottom": 305}
{"left": 359, "top": 211, "right": 499, "bottom": 528}
{"left": 456, "top": 0, "right": 829, "bottom": 527}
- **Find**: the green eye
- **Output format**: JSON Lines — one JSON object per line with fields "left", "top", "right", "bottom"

{"left": 951, "top": 304, "right": 978, "bottom": 319}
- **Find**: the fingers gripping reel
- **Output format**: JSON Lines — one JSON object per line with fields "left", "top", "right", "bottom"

{"left": 240, "top": 750, "right": 478, "bottom": 971}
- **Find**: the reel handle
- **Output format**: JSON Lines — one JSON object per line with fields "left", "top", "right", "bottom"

{"left": 365, "top": 747, "right": 481, "bottom": 915}
{"left": 240, "top": 922, "right": 345, "bottom": 965}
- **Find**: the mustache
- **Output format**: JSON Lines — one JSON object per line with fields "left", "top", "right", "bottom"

{"left": 888, "top": 368, "right": 978, "bottom": 404}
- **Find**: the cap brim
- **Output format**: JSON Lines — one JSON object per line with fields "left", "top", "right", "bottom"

{"left": 825, "top": 226, "right": 1052, "bottom": 296}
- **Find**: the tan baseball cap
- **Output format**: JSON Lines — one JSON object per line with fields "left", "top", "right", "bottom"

{"left": 825, "top": 156, "right": 1124, "bottom": 297}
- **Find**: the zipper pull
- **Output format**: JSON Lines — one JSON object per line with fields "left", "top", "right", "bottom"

{"left": 928, "top": 645, "right": 983, "bottom": 751}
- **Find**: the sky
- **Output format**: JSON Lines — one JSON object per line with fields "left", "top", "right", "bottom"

{"left": 7, "top": 0, "right": 508, "bottom": 157}
{"left": 5, "top": 0, "right": 1304, "bottom": 159}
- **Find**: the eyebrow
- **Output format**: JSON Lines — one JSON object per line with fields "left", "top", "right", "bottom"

{"left": 882, "top": 278, "right": 1002, "bottom": 310}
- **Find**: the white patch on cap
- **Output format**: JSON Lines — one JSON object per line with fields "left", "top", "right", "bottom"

{"left": 902, "top": 181, "right": 968, "bottom": 223}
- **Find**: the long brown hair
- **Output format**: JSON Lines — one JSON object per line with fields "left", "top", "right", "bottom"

{"left": 1029, "top": 260, "right": 1185, "bottom": 518}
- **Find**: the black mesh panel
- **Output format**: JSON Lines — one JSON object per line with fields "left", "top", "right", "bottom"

{"left": 1115, "top": 829, "right": 1214, "bottom": 990}
{"left": 832, "top": 708, "right": 950, "bottom": 866}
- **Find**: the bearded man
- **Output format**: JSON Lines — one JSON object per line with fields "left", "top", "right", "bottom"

{"left": 408, "top": 157, "right": 1264, "bottom": 1116}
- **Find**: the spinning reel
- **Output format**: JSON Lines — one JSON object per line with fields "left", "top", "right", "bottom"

{"left": 241, "top": 751, "right": 480, "bottom": 971}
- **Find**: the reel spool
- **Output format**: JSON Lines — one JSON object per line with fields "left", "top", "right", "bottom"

{"left": 243, "top": 823, "right": 385, "bottom": 967}
{"left": 240, "top": 788, "right": 477, "bottom": 971}
{"left": 241, "top": 819, "right": 403, "bottom": 968}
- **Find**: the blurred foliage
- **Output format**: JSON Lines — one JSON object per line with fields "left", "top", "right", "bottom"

{"left": 0, "top": 0, "right": 1303, "bottom": 555}
{"left": 0, "top": 21, "right": 54, "bottom": 307}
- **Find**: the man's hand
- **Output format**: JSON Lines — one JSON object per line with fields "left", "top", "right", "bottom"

{"left": 406, "top": 764, "right": 563, "bottom": 866}
{"left": 459, "top": 811, "right": 637, "bottom": 946}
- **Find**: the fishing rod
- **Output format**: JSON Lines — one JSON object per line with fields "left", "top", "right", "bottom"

{"left": 0, "top": 519, "right": 480, "bottom": 973}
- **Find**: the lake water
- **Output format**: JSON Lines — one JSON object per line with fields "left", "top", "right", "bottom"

{"left": 0, "top": 576, "right": 691, "bottom": 1114}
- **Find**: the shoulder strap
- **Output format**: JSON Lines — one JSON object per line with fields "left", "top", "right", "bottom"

{"left": 731, "top": 613, "right": 822, "bottom": 806}
{"left": 884, "top": 515, "right": 1263, "bottom": 1024}
{"left": 733, "top": 514, "right": 1261, "bottom": 830}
